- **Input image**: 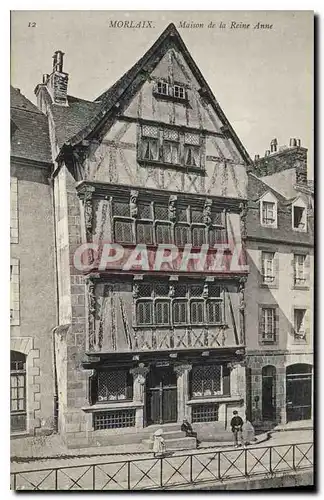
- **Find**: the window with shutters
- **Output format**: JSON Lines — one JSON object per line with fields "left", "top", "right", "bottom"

{"left": 191, "top": 365, "right": 223, "bottom": 398}
{"left": 293, "top": 254, "right": 306, "bottom": 286}
{"left": 261, "top": 251, "right": 275, "bottom": 284}
{"left": 134, "top": 281, "right": 224, "bottom": 327}
{"left": 10, "top": 259, "right": 20, "bottom": 326}
{"left": 260, "top": 307, "right": 277, "bottom": 343}
{"left": 97, "top": 370, "right": 133, "bottom": 402}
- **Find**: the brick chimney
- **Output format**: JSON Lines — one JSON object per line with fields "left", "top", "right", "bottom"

{"left": 270, "top": 138, "right": 278, "bottom": 153}
{"left": 35, "top": 50, "right": 69, "bottom": 107}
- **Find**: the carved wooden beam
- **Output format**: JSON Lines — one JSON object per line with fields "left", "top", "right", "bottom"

{"left": 239, "top": 201, "right": 248, "bottom": 241}
{"left": 77, "top": 185, "right": 96, "bottom": 242}
{"left": 168, "top": 194, "right": 177, "bottom": 221}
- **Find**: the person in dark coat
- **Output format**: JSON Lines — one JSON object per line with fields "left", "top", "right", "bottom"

{"left": 230, "top": 410, "right": 244, "bottom": 447}
{"left": 181, "top": 419, "right": 201, "bottom": 446}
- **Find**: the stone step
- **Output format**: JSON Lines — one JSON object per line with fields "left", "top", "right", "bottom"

{"left": 161, "top": 430, "right": 187, "bottom": 440}
{"left": 164, "top": 437, "right": 197, "bottom": 451}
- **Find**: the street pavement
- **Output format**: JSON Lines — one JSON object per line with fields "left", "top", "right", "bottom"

{"left": 10, "top": 429, "right": 313, "bottom": 490}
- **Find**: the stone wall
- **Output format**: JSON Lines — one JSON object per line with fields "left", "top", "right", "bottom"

{"left": 10, "top": 162, "right": 57, "bottom": 435}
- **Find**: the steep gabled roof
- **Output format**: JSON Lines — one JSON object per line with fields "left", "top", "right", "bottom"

{"left": 57, "top": 23, "right": 252, "bottom": 165}
{"left": 50, "top": 95, "right": 101, "bottom": 150}
{"left": 10, "top": 86, "right": 52, "bottom": 164}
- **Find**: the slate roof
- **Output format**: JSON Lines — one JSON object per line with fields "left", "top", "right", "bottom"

{"left": 247, "top": 172, "right": 314, "bottom": 245}
{"left": 50, "top": 95, "right": 101, "bottom": 149}
{"left": 11, "top": 86, "right": 52, "bottom": 164}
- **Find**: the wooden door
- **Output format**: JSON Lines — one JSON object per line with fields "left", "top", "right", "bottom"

{"left": 286, "top": 364, "right": 312, "bottom": 422}
{"left": 146, "top": 366, "right": 177, "bottom": 425}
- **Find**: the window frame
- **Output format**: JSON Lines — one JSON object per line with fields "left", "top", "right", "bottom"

{"left": 259, "top": 193, "right": 278, "bottom": 228}
{"left": 134, "top": 281, "right": 225, "bottom": 328}
{"left": 261, "top": 251, "right": 275, "bottom": 284}
{"left": 294, "top": 253, "right": 306, "bottom": 286}
{"left": 138, "top": 125, "right": 204, "bottom": 171}
{"left": 10, "top": 351, "right": 27, "bottom": 433}
{"left": 191, "top": 365, "right": 223, "bottom": 399}
{"left": 293, "top": 308, "right": 307, "bottom": 341}
{"left": 111, "top": 197, "right": 226, "bottom": 247}
{"left": 292, "top": 204, "right": 307, "bottom": 232}
{"left": 96, "top": 369, "right": 133, "bottom": 403}
{"left": 260, "top": 307, "right": 276, "bottom": 343}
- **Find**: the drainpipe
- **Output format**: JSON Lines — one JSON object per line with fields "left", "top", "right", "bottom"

{"left": 49, "top": 173, "right": 60, "bottom": 433}
{"left": 52, "top": 327, "right": 59, "bottom": 433}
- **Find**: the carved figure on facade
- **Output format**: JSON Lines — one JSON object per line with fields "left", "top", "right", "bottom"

{"left": 78, "top": 185, "right": 95, "bottom": 242}
{"left": 202, "top": 282, "right": 209, "bottom": 298}
{"left": 133, "top": 283, "right": 139, "bottom": 299}
{"left": 85, "top": 275, "right": 99, "bottom": 350}
{"left": 168, "top": 195, "right": 177, "bottom": 221}
{"left": 239, "top": 201, "right": 248, "bottom": 240}
{"left": 203, "top": 198, "right": 213, "bottom": 226}
{"left": 130, "top": 190, "right": 139, "bottom": 218}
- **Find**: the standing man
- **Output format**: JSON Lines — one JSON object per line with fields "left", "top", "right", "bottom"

{"left": 230, "top": 410, "right": 244, "bottom": 447}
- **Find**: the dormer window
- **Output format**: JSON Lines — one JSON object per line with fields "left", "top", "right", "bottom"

{"left": 292, "top": 198, "right": 307, "bottom": 232}
{"left": 262, "top": 202, "right": 275, "bottom": 225}
{"left": 293, "top": 206, "right": 306, "bottom": 230}
{"left": 259, "top": 192, "right": 278, "bottom": 228}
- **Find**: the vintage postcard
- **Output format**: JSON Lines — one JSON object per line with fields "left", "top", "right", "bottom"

{"left": 10, "top": 10, "right": 314, "bottom": 491}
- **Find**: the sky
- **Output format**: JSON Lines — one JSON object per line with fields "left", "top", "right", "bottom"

{"left": 10, "top": 10, "right": 313, "bottom": 176}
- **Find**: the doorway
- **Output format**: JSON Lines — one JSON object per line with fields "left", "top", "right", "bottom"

{"left": 286, "top": 364, "right": 312, "bottom": 422}
{"left": 262, "top": 365, "right": 276, "bottom": 421}
{"left": 146, "top": 366, "right": 177, "bottom": 425}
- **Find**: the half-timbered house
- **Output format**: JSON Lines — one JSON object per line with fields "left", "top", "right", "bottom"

{"left": 35, "top": 24, "right": 252, "bottom": 447}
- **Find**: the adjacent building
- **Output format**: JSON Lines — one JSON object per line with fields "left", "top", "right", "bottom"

{"left": 245, "top": 139, "right": 314, "bottom": 428}
{"left": 34, "top": 23, "right": 251, "bottom": 447}
{"left": 10, "top": 87, "right": 57, "bottom": 436}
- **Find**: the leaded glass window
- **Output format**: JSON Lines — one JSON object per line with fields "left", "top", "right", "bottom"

{"left": 97, "top": 370, "right": 133, "bottom": 402}
{"left": 175, "top": 224, "right": 190, "bottom": 246}
{"left": 155, "top": 222, "right": 172, "bottom": 244}
{"left": 114, "top": 220, "right": 134, "bottom": 244}
{"left": 191, "top": 365, "right": 222, "bottom": 398}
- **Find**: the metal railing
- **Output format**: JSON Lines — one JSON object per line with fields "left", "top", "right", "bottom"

{"left": 10, "top": 441, "right": 313, "bottom": 491}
